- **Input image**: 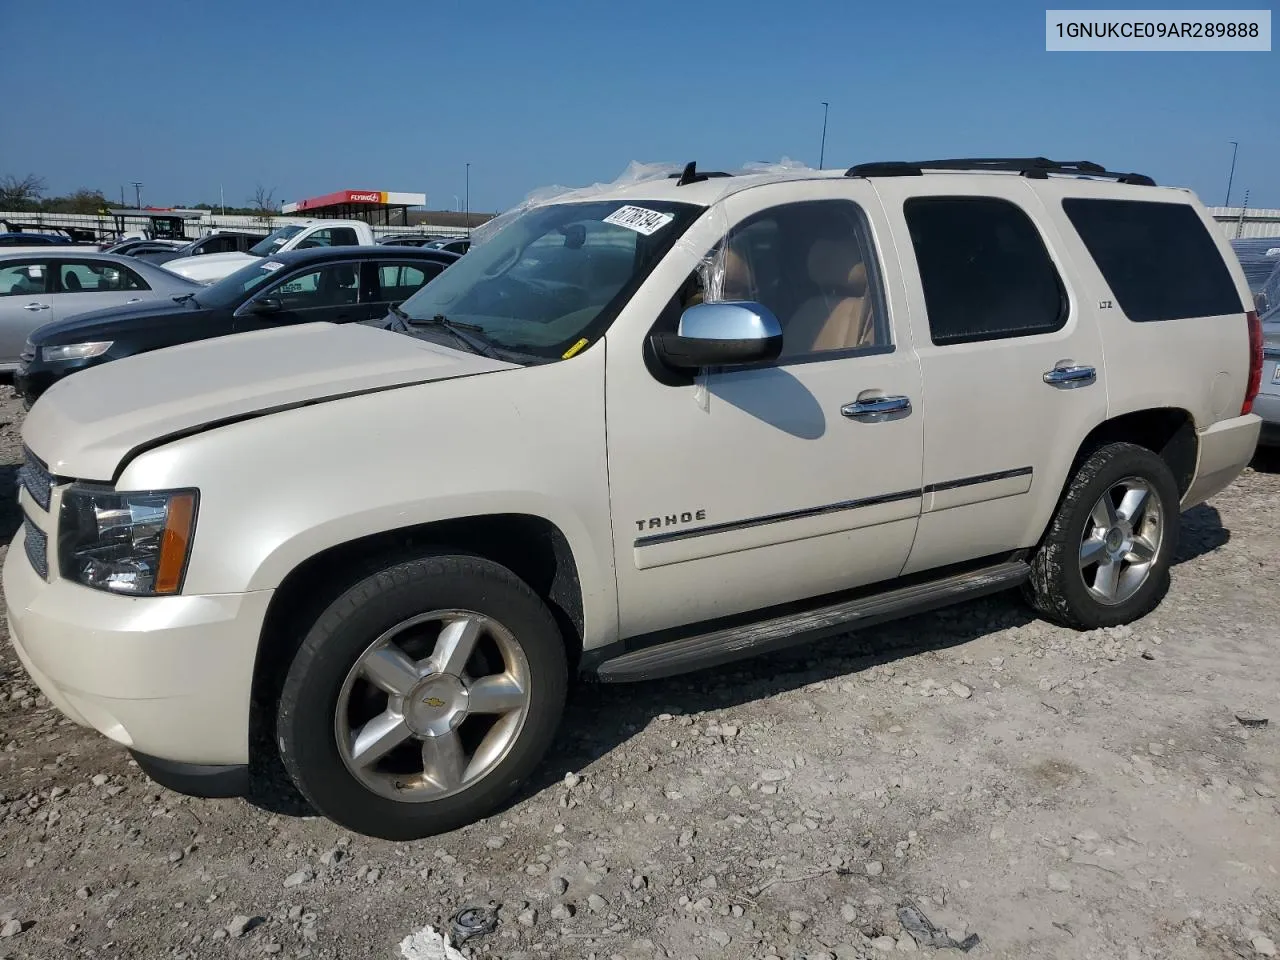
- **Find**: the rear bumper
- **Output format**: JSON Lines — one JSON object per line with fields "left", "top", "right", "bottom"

{"left": 1181, "top": 413, "right": 1261, "bottom": 508}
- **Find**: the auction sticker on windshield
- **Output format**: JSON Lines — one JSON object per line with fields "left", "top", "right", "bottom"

{"left": 262, "top": 261, "right": 285, "bottom": 272}
{"left": 603, "top": 205, "right": 674, "bottom": 235}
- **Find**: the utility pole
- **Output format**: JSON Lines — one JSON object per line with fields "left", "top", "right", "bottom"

{"left": 1225, "top": 140, "right": 1239, "bottom": 207}
{"left": 131, "top": 181, "right": 143, "bottom": 210}
{"left": 465, "top": 163, "right": 471, "bottom": 227}
{"left": 819, "top": 101, "right": 829, "bottom": 169}
{"left": 119, "top": 186, "right": 125, "bottom": 208}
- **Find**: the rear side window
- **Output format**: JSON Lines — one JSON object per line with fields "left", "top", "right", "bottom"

{"left": 905, "top": 197, "right": 1066, "bottom": 345}
{"left": 1062, "top": 198, "right": 1243, "bottom": 322}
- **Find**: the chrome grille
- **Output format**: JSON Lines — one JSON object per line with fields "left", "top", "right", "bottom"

{"left": 19, "top": 342, "right": 35, "bottom": 363}
{"left": 23, "top": 517, "right": 48, "bottom": 580}
{"left": 17, "top": 447, "right": 52, "bottom": 511}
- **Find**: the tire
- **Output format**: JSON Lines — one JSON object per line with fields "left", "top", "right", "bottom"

{"left": 277, "top": 552, "right": 568, "bottom": 840}
{"left": 1025, "top": 442, "right": 1180, "bottom": 630}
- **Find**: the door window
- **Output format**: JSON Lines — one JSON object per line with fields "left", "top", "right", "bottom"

{"left": 0, "top": 262, "right": 51, "bottom": 296}
{"left": 297, "top": 227, "right": 360, "bottom": 249}
{"left": 267, "top": 263, "right": 362, "bottom": 309}
{"left": 377, "top": 262, "right": 444, "bottom": 302}
{"left": 695, "top": 200, "right": 890, "bottom": 360}
{"left": 57, "top": 260, "right": 150, "bottom": 293}
{"left": 904, "top": 197, "right": 1066, "bottom": 345}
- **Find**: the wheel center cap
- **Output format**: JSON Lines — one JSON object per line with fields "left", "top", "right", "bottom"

{"left": 1105, "top": 527, "right": 1125, "bottom": 551}
{"left": 404, "top": 673, "right": 468, "bottom": 737}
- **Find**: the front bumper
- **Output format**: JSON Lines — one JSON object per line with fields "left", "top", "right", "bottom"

{"left": 1181, "top": 413, "right": 1262, "bottom": 508}
{"left": 3, "top": 528, "right": 272, "bottom": 771}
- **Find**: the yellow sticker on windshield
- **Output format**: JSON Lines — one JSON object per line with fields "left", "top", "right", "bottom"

{"left": 562, "top": 338, "right": 589, "bottom": 359}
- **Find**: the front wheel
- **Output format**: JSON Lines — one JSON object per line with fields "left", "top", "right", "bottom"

{"left": 277, "top": 553, "right": 568, "bottom": 840}
{"left": 1025, "top": 442, "right": 1181, "bottom": 630}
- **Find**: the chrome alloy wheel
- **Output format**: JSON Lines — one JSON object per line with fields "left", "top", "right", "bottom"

{"left": 1078, "top": 477, "right": 1163, "bottom": 606}
{"left": 334, "top": 611, "right": 531, "bottom": 801}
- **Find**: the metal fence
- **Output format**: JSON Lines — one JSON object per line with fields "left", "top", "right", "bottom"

{"left": 0, "top": 210, "right": 472, "bottom": 242}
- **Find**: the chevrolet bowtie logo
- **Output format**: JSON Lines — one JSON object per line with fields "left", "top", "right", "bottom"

{"left": 422, "top": 697, "right": 446, "bottom": 708}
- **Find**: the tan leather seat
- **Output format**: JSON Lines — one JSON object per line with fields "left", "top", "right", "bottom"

{"left": 783, "top": 239, "right": 875, "bottom": 357}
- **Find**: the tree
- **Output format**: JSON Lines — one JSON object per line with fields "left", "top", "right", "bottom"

{"left": 43, "top": 188, "right": 109, "bottom": 215}
{"left": 0, "top": 173, "right": 48, "bottom": 211}
{"left": 250, "top": 184, "right": 278, "bottom": 224}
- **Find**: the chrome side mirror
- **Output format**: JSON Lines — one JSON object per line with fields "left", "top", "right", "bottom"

{"left": 652, "top": 302, "right": 784, "bottom": 371}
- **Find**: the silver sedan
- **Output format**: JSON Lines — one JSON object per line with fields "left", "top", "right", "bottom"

{"left": 0, "top": 252, "right": 203, "bottom": 371}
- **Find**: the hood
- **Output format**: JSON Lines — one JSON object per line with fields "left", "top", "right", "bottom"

{"left": 23, "top": 323, "right": 515, "bottom": 481}
{"left": 166, "top": 251, "right": 257, "bottom": 282}
{"left": 30, "top": 297, "right": 200, "bottom": 344}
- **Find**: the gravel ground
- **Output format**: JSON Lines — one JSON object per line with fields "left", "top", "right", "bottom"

{"left": 1, "top": 389, "right": 1278, "bottom": 960}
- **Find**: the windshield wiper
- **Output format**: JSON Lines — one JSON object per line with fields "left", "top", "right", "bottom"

{"left": 402, "top": 311, "right": 502, "bottom": 360}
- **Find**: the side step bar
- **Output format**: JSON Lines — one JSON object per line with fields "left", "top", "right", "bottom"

{"left": 592, "top": 560, "right": 1029, "bottom": 683}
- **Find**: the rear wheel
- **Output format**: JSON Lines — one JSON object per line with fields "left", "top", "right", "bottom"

{"left": 277, "top": 553, "right": 567, "bottom": 840}
{"left": 1025, "top": 442, "right": 1180, "bottom": 629}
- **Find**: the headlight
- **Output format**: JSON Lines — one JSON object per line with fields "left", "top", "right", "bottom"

{"left": 58, "top": 487, "right": 198, "bottom": 595}
{"left": 42, "top": 341, "right": 113, "bottom": 362}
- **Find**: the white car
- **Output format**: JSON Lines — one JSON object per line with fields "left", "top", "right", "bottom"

{"left": 5, "top": 157, "right": 1263, "bottom": 840}
{"left": 164, "top": 219, "right": 376, "bottom": 284}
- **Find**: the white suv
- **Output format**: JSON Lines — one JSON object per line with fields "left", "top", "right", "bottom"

{"left": 5, "top": 158, "right": 1264, "bottom": 840}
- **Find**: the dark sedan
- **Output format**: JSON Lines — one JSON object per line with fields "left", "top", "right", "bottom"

{"left": 15, "top": 245, "right": 459, "bottom": 404}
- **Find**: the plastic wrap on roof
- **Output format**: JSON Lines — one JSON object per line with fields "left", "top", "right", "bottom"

{"left": 471, "top": 157, "right": 822, "bottom": 248}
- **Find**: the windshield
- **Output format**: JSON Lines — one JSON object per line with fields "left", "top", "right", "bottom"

{"left": 249, "top": 225, "right": 304, "bottom": 257}
{"left": 395, "top": 199, "right": 700, "bottom": 358}
{"left": 194, "top": 257, "right": 291, "bottom": 309}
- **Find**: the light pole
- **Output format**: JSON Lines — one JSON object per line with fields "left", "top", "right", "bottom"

{"left": 1225, "top": 140, "right": 1239, "bottom": 207}
{"left": 131, "top": 181, "right": 143, "bottom": 210}
{"left": 819, "top": 101, "right": 829, "bottom": 169}
{"left": 465, "top": 163, "right": 471, "bottom": 227}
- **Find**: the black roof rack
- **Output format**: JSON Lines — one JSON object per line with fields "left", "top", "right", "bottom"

{"left": 844, "top": 157, "right": 1156, "bottom": 186}
{"left": 670, "top": 161, "right": 734, "bottom": 186}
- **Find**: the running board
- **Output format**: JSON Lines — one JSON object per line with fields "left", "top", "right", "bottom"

{"left": 592, "top": 560, "right": 1029, "bottom": 682}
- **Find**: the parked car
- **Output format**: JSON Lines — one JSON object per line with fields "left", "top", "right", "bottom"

{"left": 1230, "top": 237, "right": 1280, "bottom": 293}
{"left": 1256, "top": 261, "right": 1280, "bottom": 447}
{"left": 133, "top": 230, "right": 269, "bottom": 266}
{"left": 0, "top": 251, "right": 203, "bottom": 371}
{"left": 165, "top": 219, "right": 378, "bottom": 284}
{"left": 375, "top": 233, "right": 440, "bottom": 245}
{"left": 0, "top": 233, "right": 71, "bottom": 247}
{"left": 6, "top": 157, "right": 1262, "bottom": 840}
{"left": 425, "top": 237, "right": 471, "bottom": 255}
{"left": 15, "top": 246, "right": 459, "bottom": 403}
{"left": 98, "top": 238, "right": 190, "bottom": 257}
{"left": 378, "top": 235, "right": 471, "bottom": 255}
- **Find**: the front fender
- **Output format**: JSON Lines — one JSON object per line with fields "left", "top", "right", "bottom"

{"left": 116, "top": 349, "right": 618, "bottom": 647}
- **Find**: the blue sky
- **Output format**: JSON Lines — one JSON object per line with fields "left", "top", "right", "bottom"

{"left": 3, "top": 0, "right": 1275, "bottom": 212}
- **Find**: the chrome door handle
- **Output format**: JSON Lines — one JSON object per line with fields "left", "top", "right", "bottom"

{"left": 841, "top": 395, "right": 912, "bottom": 422}
{"left": 22, "top": 303, "right": 49, "bottom": 312}
{"left": 1043, "top": 363, "right": 1096, "bottom": 388}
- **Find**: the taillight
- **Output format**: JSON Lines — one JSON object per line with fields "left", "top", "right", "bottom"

{"left": 1244, "top": 310, "right": 1262, "bottom": 415}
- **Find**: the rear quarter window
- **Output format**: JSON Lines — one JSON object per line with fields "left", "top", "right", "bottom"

{"left": 1062, "top": 198, "right": 1243, "bottom": 322}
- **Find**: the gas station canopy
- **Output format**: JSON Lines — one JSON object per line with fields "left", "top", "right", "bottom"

{"left": 281, "top": 189, "right": 427, "bottom": 225}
